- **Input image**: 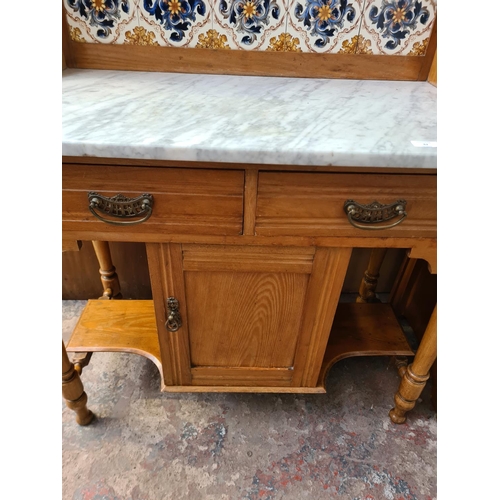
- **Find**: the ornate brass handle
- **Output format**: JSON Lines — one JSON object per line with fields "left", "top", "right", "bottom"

{"left": 88, "top": 192, "right": 154, "bottom": 226}
{"left": 165, "top": 297, "right": 182, "bottom": 332}
{"left": 344, "top": 200, "right": 407, "bottom": 230}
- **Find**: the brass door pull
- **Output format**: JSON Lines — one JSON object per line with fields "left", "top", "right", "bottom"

{"left": 88, "top": 192, "right": 154, "bottom": 226}
{"left": 165, "top": 297, "right": 182, "bottom": 332}
{"left": 344, "top": 200, "right": 407, "bottom": 230}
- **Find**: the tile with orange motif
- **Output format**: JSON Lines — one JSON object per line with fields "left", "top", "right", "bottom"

{"left": 138, "top": 0, "right": 213, "bottom": 47}
{"left": 357, "top": 0, "right": 436, "bottom": 55}
{"left": 212, "top": 0, "right": 288, "bottom": 50}
{"left": 285, "top": 0, "right": 364, "bottom": 53}
{"left": 64, "top": 0, "right": 142, "bottom": 44}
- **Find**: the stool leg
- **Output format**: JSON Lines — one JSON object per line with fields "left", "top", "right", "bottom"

{"left": 356, "top": 248, "right": 388, "bottom": 303}
{"left": 62, "top": 341, "right": 94, "bottom": 426}
{"left": 389, "top": 305, "right": 437, "bottom": 424}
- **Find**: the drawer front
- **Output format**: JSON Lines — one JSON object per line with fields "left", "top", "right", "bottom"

{"left": 256, "top": 172, "right": 436, "bottom": 238}
{"left": 63, "top": 165, "right": 244, "bottom": 236}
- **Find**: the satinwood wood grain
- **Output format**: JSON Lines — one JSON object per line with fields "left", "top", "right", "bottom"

{"left": 407, "top": 244, "right": 437, "bottom": 274}
{"left": 356, "top": 248, "right": 388, "bottom": 303}
{"left": 422, "top": 19, "right": 437, "bottom": 87}
{"left": 256, "top": 172, "right": 437, "bottom": 238}
{"left": 390, "top": 256, "right": 437, "bottom": 408}
{"left": 63, "top": 156, "right": 437, "bottom": 175}
{"left": 160, "top": 385, "right": 325, "bottom": 393}
{"left": 182, "top": 244, "right": 315, "bottom": 273}
{"left": 185, "top": 271, "right": 310, "bottom": 369}
{"left": 146, "top": 243, "right": 355, "bottom": 388}
{"left": 243, "top": 169, "right": 258, "bottom": 236}
{"left": 417, "top": 19, "right": 437, "bottom": 81}
{"left": 91, "top": 240, "right": 122, "bottom": 298}
{"left": 427, "top": 51, "right": 437, "bottom": 87}
{"left": 62, "top": 341, "right": 94, "bottom": 425}
{"left": 146, "top": 243, "right": 192, "bottom": 386}
{"left": 63, "top": 241, "right": 152, "bottom": 300}
{"left": 317, "top": 303, "right": 414, "bottom": 388}
{"left": 63, "top": 164, "right": 244, "bottom": 236}
{"left": 291, "top": 247, "right": 352, "bottom": 387}
{"left": 62, "top": 240, "right": 81, "bottom": 252}
{"left": 191, "top": 367, "right": 293, "bottom": 387}
{"left": 62, "top": 6, "right": 74, "bottom": 68}
{"left": 66, "top": 299, "right": 163, "bottom": 383}
{"left": 390, "top": 305, "right": 437, "bottom": 423}
{"left": 62, "top": 161, "right": 436, "bottom": 404}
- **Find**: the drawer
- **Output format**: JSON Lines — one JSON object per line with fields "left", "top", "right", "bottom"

{"left": 62, "top": 165, "right": 244, "bottom": 236}
{"left": 256, "top": 172, "right": 436, "bottom": 238}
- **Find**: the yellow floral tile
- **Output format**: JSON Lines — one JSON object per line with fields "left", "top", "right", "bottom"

{"left": 68, "top": 26, "right": 87, "bottom": 44}
{"left": 358, "top": 0, "right": 436, "bottom": 55}
{"left": 64, "top": 0, "right": 142, "bottom": 44}
{"left": 285, "top": 0, "right": 364, "bottom": 53}
{"left": 408, "top": 38, "right": 429, "bottom": 56}
{"left": 337, "top": 34, "right": 373, "bottom": 54}
{"left": 138, "top": 0, "right": 213, "bottom": 47}
{"left": 124, "top": 26, "right": 160, "bottom": 45}
{"left": 213, "top": 0, "right": 288, "bottom": 51}
{"left": 196, "top": 29, "right": 231, "bottom": 49}
{"left": 267, "top": 33, "right": 302, "bottom": 52}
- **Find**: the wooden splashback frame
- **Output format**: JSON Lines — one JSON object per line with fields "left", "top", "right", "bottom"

{"left": 62, "top": 5, "right": 436, "bottom": 81}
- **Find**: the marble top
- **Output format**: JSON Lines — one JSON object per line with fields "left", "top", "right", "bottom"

{"left": 62, "top": 69, "right": 437, "bottom": 169}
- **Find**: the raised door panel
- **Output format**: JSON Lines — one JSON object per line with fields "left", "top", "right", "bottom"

{"left": 146, "top": 243, "right": 352, "bottom": 390}
{"left": 185, "top": 271, "right": 310, "bottom": 369}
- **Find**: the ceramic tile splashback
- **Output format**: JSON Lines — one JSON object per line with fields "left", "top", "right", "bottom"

{"left": 64, "top": 0, "right": 436, "bottom": 54}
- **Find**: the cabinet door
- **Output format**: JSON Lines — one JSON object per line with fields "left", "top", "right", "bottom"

{"left": 147, "top": 243, "right": 351, "bottom": 389}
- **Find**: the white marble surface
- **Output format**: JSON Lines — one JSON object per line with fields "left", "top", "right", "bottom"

{"left": 62, "top": 69, "right": 437, "bottom": 169}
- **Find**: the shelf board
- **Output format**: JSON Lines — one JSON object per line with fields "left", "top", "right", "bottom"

{"left": 66, "top": 300, "right": 413, "bottom": 394}
{"left": 318, "top": 302, "right": 414, "bottom": 388}
{"left": 66, "top": 300, "right": 162, "bottom": 381}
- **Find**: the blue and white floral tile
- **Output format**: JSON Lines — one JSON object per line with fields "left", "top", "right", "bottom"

{"left": 212, "top": 0, "right": 287, "bottom": 51}
{"left": 64, "top": 0, "right": 142, "bottom": 44}
{"left": 357, "top": 0, "right": 436, "bottom": 55}
{"left": 137, "top": 0, "right": 213, "bottom": 47}
{"left": 285, "top": 0, "right": 364, "bottom": 54}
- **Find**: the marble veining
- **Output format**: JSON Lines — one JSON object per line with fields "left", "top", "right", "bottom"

{"left": 62, "top": 69, "right": 437, "bottom": 168}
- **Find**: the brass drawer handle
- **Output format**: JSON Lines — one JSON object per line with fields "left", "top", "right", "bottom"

{"left": 344, "top": 200, "right": 407, "bottom": 230}
{"left": 165, "top": 297, "right": 182, "bottom": 332}
{"left": 88, "top": 192, "right": 154, "bottom": 226}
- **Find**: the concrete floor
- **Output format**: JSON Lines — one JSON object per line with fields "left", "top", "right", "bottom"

{"left": 62, "top": 300, "right": 436, "bottom": 500}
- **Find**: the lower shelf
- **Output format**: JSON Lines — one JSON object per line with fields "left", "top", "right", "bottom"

{"left": 67, "top": 300, "right": 414, "bottom": 393}
{"left": 317, "top": 302, "right": 415, "bottom": 388}
{"left": 66, "top": 299, "right": 163, "bottom": 383}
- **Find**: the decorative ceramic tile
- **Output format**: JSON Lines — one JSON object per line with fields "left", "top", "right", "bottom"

{"left": 336, "top": 33, "right": 371, "bottom": 53}
{"left": 64, "top": 0, "right": 142, "bottom": 44}
{"left": 122, "top": 25, "right": 162, "bottom": 45}
{"left": 266, "top": 32, "right": 302, "bottom": 52}
{"left": 286, "top": 0, "right": 364, "bottom": 54}
{"left": 213, "top": 0, "right": 287, "bottom": 51}
{"left": 357, "top": 0, "right": 436, "bottom": 55}
{"left": 138, "top": 0, "right": 213, "bottom": 47}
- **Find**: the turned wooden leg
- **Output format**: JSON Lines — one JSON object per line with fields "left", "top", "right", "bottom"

{"left": 72, "top": 352, "right": 93, "bottom": 375}
{"left": 62, "top": 341, "right": 94, "bottom": 426}
{"left": 390, "top": 305, "right": 437, "bottom": 424}
{"left": 394, "top": 356, "right": 409, "bottom": 378}
{"left": 92, "top": 241, "right": 122, "bottom": 299}
{"left": 356, "top": 248, "right": 388, "bottom": 303}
